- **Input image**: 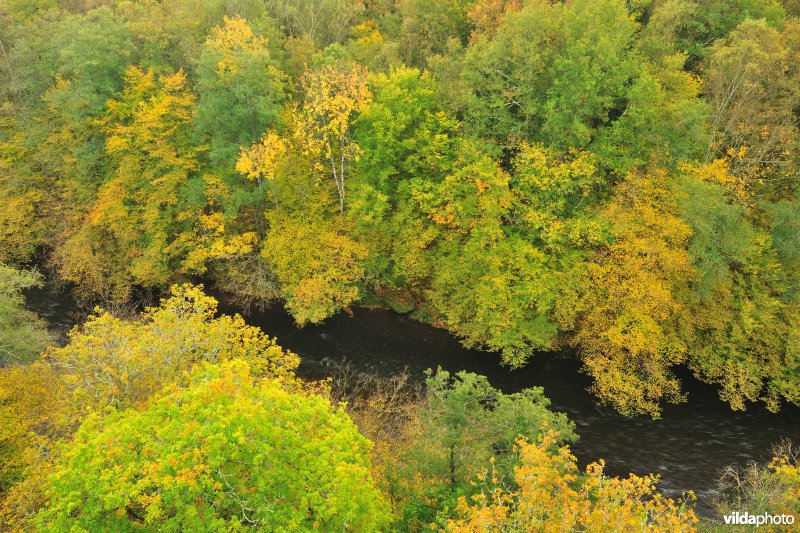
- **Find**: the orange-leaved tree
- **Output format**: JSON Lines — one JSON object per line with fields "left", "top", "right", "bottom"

{"left": 446, "top": 432, "right": 698, "bottom": 532}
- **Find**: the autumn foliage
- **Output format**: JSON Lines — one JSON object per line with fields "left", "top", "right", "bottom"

{"left": 446, "top": 432, "right": 698, "bottom": 532}
{"left": 1, "top": 1, "right": 800, "bottom": 528}
{"left": 33, "top": 360, "right": 389, "bottom": 531}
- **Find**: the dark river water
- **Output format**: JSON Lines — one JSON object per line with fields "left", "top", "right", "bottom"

{"left": 25, "top": 286, "right": 800, "bottom": 517}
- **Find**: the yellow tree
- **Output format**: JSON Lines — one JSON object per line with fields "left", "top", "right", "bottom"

{"left": 571, "top": 169, "right": 695, "bottom": 417}
{"left": 0, "top": 107, "right": 44, "bottom": 264}
{"left": 263, "top": 214, "right": 367, "bottom": 324}
{"left": 0, "top": 285, "right": 301, "bottom": 528}
{"left": 446, "top": 432, "right": 698, "bottom": 532}
{"left": 236, "top": 130, "right": 287, "bottom": 209}
{"left": 55, "top": 67, "right": 204, "bottom": 300}
{"left": 0, "top": 363, "right": 68, "bottom": 498}
{"left": 295, "top": 62, "right": 372, "bottom": 213}
{"left": 44, "top": 284, "right": 300, "bottom": 411}
{"left": 0, "top": 362, "right": 71, "bottom": 531}
{"left": 704, "top": 19, "right": 800, "bottom": 196}
{"left": 236, "top": 114, "right": 369, "bottom": 323}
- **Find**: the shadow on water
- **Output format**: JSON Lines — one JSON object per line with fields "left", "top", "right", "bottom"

{"left": 25, "top": 287, "right": 800, "bottom": 517}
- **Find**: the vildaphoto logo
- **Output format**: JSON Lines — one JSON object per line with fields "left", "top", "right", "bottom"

{"left": 723, "top": 511, "right": 796, "bottom": 527}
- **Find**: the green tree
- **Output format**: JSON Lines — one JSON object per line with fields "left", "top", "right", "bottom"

{"left": 33, "top": 360, "right": 391, "bottom": 531}
{"left": 450, "top": 0, "right": 705, "bottom": 172}
{"left": 351, "top": 66, "right": 459, "bottom": 288}
{"left": 0, "top": 265, "right": 50, "bottom": 366}
{"left": 678, "top": 171, "right": 795, "bottom": 411}
{"left": 195, "top": 15, "right": 286, "bottom": 170}
{"left": 419, "top": 142, "right": 561, "bottom": 365}
{"left": 410, "top": 143, "right": 608, "bottom": 367}
{"left": 386, "top": 368, "right": 576, "bottom": 529}
{"left": 674, "top": 0, "right": 785, "bottom": 64}
{"left": 4, "top": 6, "right": 134, "bottom": 113}
{"left": 396, "top": 0, "right": 473, "bottom": 67}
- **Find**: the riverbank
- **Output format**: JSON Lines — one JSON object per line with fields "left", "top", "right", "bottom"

{"left": 23, "top": 285, "right": 800, "bottom": 518}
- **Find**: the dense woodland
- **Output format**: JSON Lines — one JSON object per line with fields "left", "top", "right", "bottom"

{"left": 2, "top": 0, "right": 800, "bottom": 417}
{"left": 2, "top": 0, "right": 800, "bottom": 529}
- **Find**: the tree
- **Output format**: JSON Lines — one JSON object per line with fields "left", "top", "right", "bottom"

{"left": 571, "top": 169, "right": 695, "bottom": 417}
{"left": 703, "top": 19, "right": 800, "bottom": 198}
{"left": 678, "top": 169, "right": 794, "bottom": 411}
{"left": 350, "top": 66, "right": 459, "bottom": 288}
{"left": 236, "top": 130, "right": 287, "bottom": 209}
{"left": 0, "top": 265, "right": 50, "bottom": 366}
{"left": 445, "top": 432, "right": 698, "bottom": 532}
{"left": 4, "top": 6, "right": 134, "bottom": 113}
{"left": 195, "top": 15, "right": 286, "bottom": 170}
{"left": 263, "top": 214, "right": 367, "bottom": 324}
{"left": 352, "top": 67, "right": 458, "bottom": 205}
{"left": 45, "top": 284, "right": 299, "bottom": 412}
{"left": 0, "top": 108, "right": 43, "bottom": 263}
{"left": 454, "top": 0, "right": 638, "bottom": 153}
{"left": 33, "top": 360, "right": 391, "bottom": 531}
{"left": 449, "top": 0, "right": 705, "bottom": 172}
{"left": 55, "top": 67, "right": 204, "bottom": 301}
{"left": 0, "top": 362, "right": 67, "bottom": 498}
{"left": 263, "top": 0, "right": 365, "bottom": 48}
{"left": 1, "top": 284, "right": 301, "bottom": 527}
{"left": 232, "top": 98, "right": 373, "bottom": 322}
{"left": 420, "top": 143, "right": 562, "bottom": 365}
{"left": 386, "top": 369, "right": 575, "bottom": 529}
{"left": 673, "top": 0, "right": 785, "bottom": 64}
{"left": 466, "top": 0, "right": 523, "bottom": 42}
{"left": 396, "top": 0, "right": 473, "bottom": 67}
{"left": 295, "top": 61, "right": 372, "bottom": 213}
{"left": 410, "top": 143, "right": 608, "bottom": 367}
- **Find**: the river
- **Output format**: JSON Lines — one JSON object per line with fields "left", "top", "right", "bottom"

{"left": 24, "top": 286, "right": 800, "bottom": 517}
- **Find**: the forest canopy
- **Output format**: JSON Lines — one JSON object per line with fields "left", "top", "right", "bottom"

{"left": 0, "top": 284, "right": 700, "bottom": 530}
{"left": 1, "top": 0, "right": 799, "bottom": 419}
